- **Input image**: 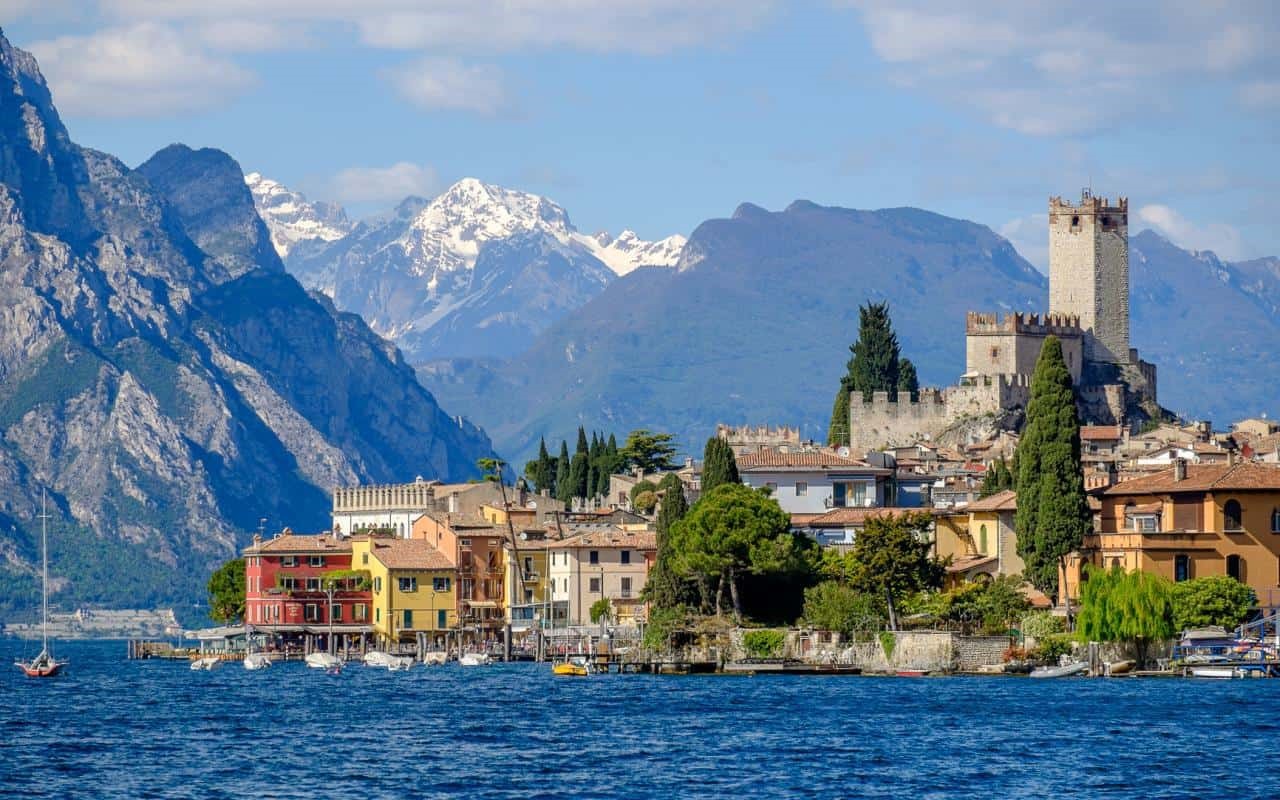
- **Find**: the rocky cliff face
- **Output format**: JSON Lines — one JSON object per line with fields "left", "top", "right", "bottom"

{"left": 0, "top": 31, "right": 493, "bottom": 618}
{"left": 285, "top": 177, "right": 685, "bottom": 361}
{"left": 245, "top": 171, "right": 352, "bottom": 261}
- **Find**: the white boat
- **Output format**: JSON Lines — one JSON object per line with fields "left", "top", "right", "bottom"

{"left": 190, "top": 656, "right": 221, "bottom": 671}
{"left": 422, "top": 651, "right": 447, "bottom": 666}
{"left": 364, "top": 651, "right": 414, "bottom": 670}
{"left": 386, "top": 656, "right": 414, "bottom": 671}
{"left": 459, "top": 652, "right": 492, "bottom": 667}
{"left": 243, "top": 653, "right": 271, "bottom": 671}
{"left": 1188, "top": 665, "right": 1236, "bottom": 679}
{"left": 305, "top": 652, "right": 342, "bottom": 670}
{"left": 15, "top": 490, "right": 69, "bottom": 679}
{"left": 1029, "top": 661, "right": 1088, "bottom": 678}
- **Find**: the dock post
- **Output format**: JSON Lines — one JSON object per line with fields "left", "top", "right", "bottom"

{"left": 504, "top": 624, "right": 512, "bottom": 662}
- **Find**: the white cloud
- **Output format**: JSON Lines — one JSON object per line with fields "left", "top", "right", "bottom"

{"left": 193, "top": 20, "right": 307, "bottom": 52}
{"left": 1137, "top": 204, "right": 1245, "bottom": 261}
{"left": 384, "top": 58, "right": 506, "bottom": 114}
{"left": 999, "top": 214, "right": 1049, "bottom": 272}
{"left": 325, "top": 162, "right": 440, "bottom": 207}
{"left": 96, "top": 0, "right": 774, "bottom": 55}
{"left": 840, "top": 1, "right": 1280, "bottom": 135}
{"left": 27, "top": 23, "right": 252, "bottom": 117}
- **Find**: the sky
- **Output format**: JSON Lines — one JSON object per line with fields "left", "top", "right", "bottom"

{"left": 5, "top": 1, "right": 1278, "bottom": 268}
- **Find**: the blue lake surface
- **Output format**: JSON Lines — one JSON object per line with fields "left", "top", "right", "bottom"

{"left": 3, "top": 640, "right": 1279, "bottom": 799}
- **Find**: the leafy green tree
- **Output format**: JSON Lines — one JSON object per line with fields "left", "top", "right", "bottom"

{"left": 1170, "top": 575, "right": 1255, "bottom": 631}
{"left": 589, "top": 597, "right": 612, "bottom": 624}
{"left": 897, "top": 357, "right": 919, "bottom": 402}
{"left": 701, "top": 436, "right": 740, "bottom": 495}
{"left": 847, "top": 511, "right": 944, "bottom": 630}
{"left": 1015, "top": 336, "right": 1091, "bottom": 601}
{"left": 620, "top": 429, "right": 678, "bottom": 473}
{"left": 1078, "top": 567, "right": 1175, "bottom": 665}
{"left": 207, "top": 558, "right": 245, "bottom": 624}
{"left": 827, "top": 385, "right": 850, "bottom": 446}
{"left": 667, "top": 483, "right": 795, "bottom": 621}
{"left": 524, "top": 437, "right": 557, "bottom": 495}
{"left": 802, "top": 580, "right": 886, "bottom": 637}
{"left": 633, "top": 490, "right": 658, "bottom": 515}
{"left": 629, "top": 479, "right": 659, "bottom": 505}
{"left": 980, "top": 457, "right": 1014, "bottom": 498}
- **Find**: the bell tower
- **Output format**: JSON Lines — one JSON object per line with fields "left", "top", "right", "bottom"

{"left": 1047, "top": 190, "right": 1129, "bottom": 364}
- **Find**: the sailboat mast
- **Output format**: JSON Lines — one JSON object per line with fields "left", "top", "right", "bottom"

{"left": 40, "top": 488, "right": 49, "bottom": 654}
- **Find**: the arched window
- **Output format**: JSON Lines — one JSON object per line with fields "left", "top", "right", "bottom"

{"left": 1111, "top": 557, "right": 1122, "bottom": 569}
{"left": 1272, "top": 508, "right": 1280, "bottom": 534}
{"left": 1227, "top": 554, "right": 1243, "bottom": 582}
{"left": 979, "top": 524, "right": 989, "bottom": 554}
{"left": 1174, "top": 554, "right": 1191, "bottom": 582}
{"left": 1224, "top": 500, "right": 1243, "bottom": 531}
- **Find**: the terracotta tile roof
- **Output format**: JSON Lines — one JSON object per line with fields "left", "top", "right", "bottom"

{"left": 1081, "top": 425, "right": 1123, "bottom": 441}
{"left": 554, "top": 525, "right": 656, "bottom": 550}
{"left": 422, "top": 511, "right": 504, "bottom": 534}
{"left": 244, "top": 534, "right": 351, "bottom": 556}
{"left": 808, "top": 507, "right": 929, "bottom": 527}
{"left": 966, "top": 490, "right": 1017, "bottom": 512}
{"left": 1105, "top": 462, "right": 1280, "bottom": 495}
{"left": 945, "top": 554, "right": 997, "bottom": 573}
{"left": 367, "top": 538, "right": 454, "bottom": 570}
{"left": 737, "top": 450, "right": 886, "bottom": 471}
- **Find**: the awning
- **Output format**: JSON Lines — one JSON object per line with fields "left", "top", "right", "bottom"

{"left": 302, "top": 624, "right": 375, "bottom": 634}
{"left": 463, "top": 600, "right": 499, "bottom": 608}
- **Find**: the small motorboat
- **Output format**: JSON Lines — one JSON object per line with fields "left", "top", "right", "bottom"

{"left": 895, "top": 669, "right": 928, "bottom": 677}
{"left": 363, "top": 651, "right": 396, "bottom": 668}
{"left": 243, "top": 653, "right": 272, "bottom": 671}
{"left": 386, "top": 656, "right": 414, "bottom": 671}
{"left": 552, "top": 657, "right": 592, "bottom": 676}
{"left": 1188, "top": 665, "right": 1236, "bottom": 679}
{"left": 1029, "top": 661, "right": 1088, "bottom": 678}
{"left": 422, "top": 651, "right": 447, "bottom": 666}
{"left": 459, "top": 652, "right": 492, "bottom": 667}
{"left": 305, "top": 652, "right": 342, "bottom": 670}
{"left": 1104, "top": 660, "right": 1135, "bottom": 676}
{"left": 190, "top": 656, "right": 221, "bottom": 671}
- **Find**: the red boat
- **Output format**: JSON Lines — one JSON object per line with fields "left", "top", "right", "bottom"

{"left": 15, "top": 489, "right": 69, "bottom": 679}
{"left": 895, "top": 669, "right": 928, "bottom": 677}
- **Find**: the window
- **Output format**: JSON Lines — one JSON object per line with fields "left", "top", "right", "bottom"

{"left": 433, "top": 577, "right": 451, "bottom": 592}
{"left": 765, "top": 482, "right": 777, "bottom": 494}
{"left": 309, "top": 556, "right": 325, "bottom": 567}
{"left": 361, "top": 553, "right": 368, "bottom": 565}
{"left": 852, "top": 482, "right": 867, "bottom": 507}
{"left": 833, "top": 482, "right": 846, "bottom": 507}
{"left": 589, "top": 550, "right": 599, "bottom": 565}
{"left": 1272, "top": 508, "right": 1280, "bottom": 534}
{"left": 460, "top": 538, "right": 472, "bottom": 547}
{"left": 979, "top": 524, "right": 988, "bottom": 554}
{"left": 403, "top": 609, "right": 413, "bottom": 629}
{"left": 990, "top": 346, "right": 1000, "bottom": 360}
{"left": 354, "top": 604, "right": 367, "bottom": 622}
{"left": 796, "top": 482, "right": 808, "bottom": 497}
{"left": 1224, "top": 500, "right": 1243, "bottom": 531}
{"left": 304, "top": 603, "right": 321, "bottom": 622}
{"left": 437, "top": 609, "right": 447, "bottom": 629}
{"left": 306, "top": 578, "right": 320, "bottom": 592}
{"left": 398, "top": 576, "right": 418, "bottom": 592}
{"left": 373, "top": 576, "right": 382, "bottom": 593}
{"left": 621, "top": 551, "right": 631, "bottom": 565}
{"left": 330, "top": 604, "right": 342, "bottom": 622}
{"left": 1227, "top": 554, "right": 1243, "bottom": 582}
{"left": 281, "top": 556, "right": 297, "bottom": 567}
{"left": 1127, "top": 514, "right": 1158, "bottom": 532}
{"left": 375, "top": 607, "right": 381, "bottom": 623}
{"left": 524, "top": 557, "right": 533, "bottom": 573}
{"left": 589, "top": 577, "right": 601, "bottom": 593}
{"left": 1174, "top": 554, "right": 1190, "bottom": 583}
{"left": 621, "top": 577, "right": 632, "bottom": 598}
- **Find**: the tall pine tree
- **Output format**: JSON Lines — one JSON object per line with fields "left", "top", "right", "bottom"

{"left": 647, "top": 472, "right": 691, "bottom": 609}
{"left": 1015, "top": 336, "right": 1091, "bottom": 600}
{"left": 897, "top": 358, "right": 919, "bottom": 402}
{"left": 828, "top": 301, "right": 904, "bottom": 444}
{"left": 701, "top": 436, "right": 740, "bottom": 495}
{"left": 555, "top": 440, "right": 572, "bottom": 505}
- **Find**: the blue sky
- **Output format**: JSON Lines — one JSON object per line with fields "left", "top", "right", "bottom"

{"left": 6, "top": 2, "right": 1278, "bottom": 267}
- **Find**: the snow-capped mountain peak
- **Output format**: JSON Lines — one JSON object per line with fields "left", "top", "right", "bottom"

{"left": 584, "top": 228, "right": 688, "bottom": 275}
{"left": 245, "top": 172, "right": 353, "bottom": 258}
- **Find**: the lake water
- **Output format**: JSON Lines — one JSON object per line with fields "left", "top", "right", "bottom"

{"left": 3, "top": 640, "right": 1278, "bottom": 799}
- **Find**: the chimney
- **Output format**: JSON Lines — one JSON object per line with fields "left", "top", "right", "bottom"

{"left": 1172, "top": 457, "right": 1187, "bottom": 482}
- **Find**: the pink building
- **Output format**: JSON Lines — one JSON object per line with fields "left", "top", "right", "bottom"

{"left": 242, "top": 533, "right": 372, "bottom": 634}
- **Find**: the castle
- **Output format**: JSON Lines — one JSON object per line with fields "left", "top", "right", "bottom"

{"left": 848, "top": 191, "right": 1158, "bottom": 453}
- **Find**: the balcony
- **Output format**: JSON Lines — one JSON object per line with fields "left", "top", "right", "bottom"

{"left": 1084, "top": 530, "right": 1221, "bottom": 552}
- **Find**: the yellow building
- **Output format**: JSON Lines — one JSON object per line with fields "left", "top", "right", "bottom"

{"left": 1064, "top": 461, "right": 1280, "bottom": 608}
{"left": 934, "top": 490, "right": 1024, "bottom": 586}
{"left": 351, "top": 536, "right": 458, "bottom": 647}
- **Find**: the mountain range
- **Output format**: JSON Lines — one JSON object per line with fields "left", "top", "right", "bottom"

{"left": 251, "top": 176, "right": 686, "bottom": 361}
{"left": 416, "top": 202, "right": 1280, "bottom": 464}
{"left": 0, "top": 31, "right": 492, "bottom": 618}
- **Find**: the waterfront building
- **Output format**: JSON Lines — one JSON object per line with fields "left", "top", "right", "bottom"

{"left": 413, "top": 512, "right": 512, "bottom": 640}
{"left": 934, "top": 490, "right": 1024, "bottom": 585}
{"left": 1063, "top": 460, "right": 1280, "bottom": 611}
{"left": 547, "top": 525, "right": 656, "bottom": 626}
{"left": 351, "top": 536, "right": 457, "bottom": 649}
{"left": 792, "top": 507, "right": 926, "bottom": 550}
{"left": 242, "top": 533, "right": 373, "bottom": 643}
{"left": 737, "top": 450, "right": 891, "bottom": 515}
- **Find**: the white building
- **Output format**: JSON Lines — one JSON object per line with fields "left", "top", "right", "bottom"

{"left": 547, "top": 525, "right": 655, "bottom": 626}
{"left": 736, "top": 450, "right": 891, "bottom": 515}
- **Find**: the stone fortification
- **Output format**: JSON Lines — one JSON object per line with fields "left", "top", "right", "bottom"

{"left": 965, "top": 311, "right": 1084, "bottom": 383}
{"left": 1048, "top": 192, "right": 1129, "bottom": 364}
{"left": 717, "top": 423, "right": 803, "bottom": 455}
{"left": 848, "top": 377, "right": 1030, "bottom": 453}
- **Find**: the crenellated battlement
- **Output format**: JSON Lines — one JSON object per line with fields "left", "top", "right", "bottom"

{"left": 717, "top": 423, "right": 801, "bottom": 441}
{"left": 1049, "top": 191, "right": 1128, "bottom": 215}
{"left": 965, "top": 311, "right": 1082, "bottom": 337}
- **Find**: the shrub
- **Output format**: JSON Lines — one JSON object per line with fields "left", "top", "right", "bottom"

{"left": 878, "top": 630, "right": 896, "bottom": 660}
{"left": 1034, "top": 634, "right": 1075, "bottom": 663}
{"left": 1170, "top": 575, "right": 1255, "bottom": 632}
{"left": 1020, "top": 610, "right": 1066, "bottom": 639}
{"left": 642, "top": 606, "right": 689, "bottom": 652}
{"left": 742, "top": 629, "right": 785, "bottom": 659}
{"left": 589, "top": 598, "right": 612, "bottom": 624}
{"left": 1002, "top": 646, "right": 1031, "bottom": 663}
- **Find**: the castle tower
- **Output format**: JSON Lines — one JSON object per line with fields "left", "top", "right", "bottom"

{"left": 1048, "top": 191, "right": 1129, "bottom": 364}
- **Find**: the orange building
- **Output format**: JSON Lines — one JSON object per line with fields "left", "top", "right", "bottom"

{"left": 1063, "top": 460, "right": 1280, "bottom": 611}
{"left": 413, "top": 511, "right": 513, "bottom": 640}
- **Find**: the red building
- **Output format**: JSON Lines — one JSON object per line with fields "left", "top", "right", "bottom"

{"left": 242, "top": 533, "right": 372, "bottom": 636}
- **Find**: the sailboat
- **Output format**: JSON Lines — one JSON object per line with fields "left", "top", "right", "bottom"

{"left": 15, "top": 489, "right": 68, "bottom": 678}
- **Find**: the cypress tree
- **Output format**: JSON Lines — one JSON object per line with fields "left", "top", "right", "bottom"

{"left": 530, "top": 437, "right": 554, "bottom": 494}
{"left": 576, "top": 426, "right": 589, "bottom": 456}
{"left": 897, "top": 358, "right": 919, "bottom": 401}
{"left": 569, "top": 452, "right": 590, "bottom": 500}
{"left": 555, "top": 440, "right": 572, "bottom": 504}
{"left": 647, "top": 472, "right": 690, "bottom": 609}
{"left": 1015, "top": 336, "right": 1091, "bottom": 600}
{"left": 827, "top": 385, "right": 850, "bottom": 446}
{"left": 849, "top": 302, "right": 901, "bottom": 402}
{"left": 701, "top": 436, "right": 740, "bottom": 495}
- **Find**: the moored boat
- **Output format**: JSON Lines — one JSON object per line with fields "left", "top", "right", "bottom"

{"left": 243, "top": 653, "right": 271, "bottom": 671}
{"left": 190, "top": 656, "right": 221, "bottom": 671}
{"left": 459, "top": 652, "right": 492, "bottom": 667}
{"left": 14, "top": 490, "right": 69, "bottom": 679}
{"left": 1029, "top": 661, "right": 1088, "bottom": 678}
{"left": 305, "top": 652, "right": 342, "bottom": 670}
{"left": 1188, "top": 665, "right": 1236, "bottom": 679}
{"left": 552, "top": 656, "right": 592, "bottom": 676}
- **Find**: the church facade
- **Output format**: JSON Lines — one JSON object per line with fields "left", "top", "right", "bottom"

{"left": 848, "top": 191, "right": 1158, "bottom": 454}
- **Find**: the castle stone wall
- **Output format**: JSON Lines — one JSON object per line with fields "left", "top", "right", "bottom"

{"left": 965, "top": 312, "right": 1083, "bottom": 383}
{"left": 1048, "top": 194, "right": 1129, "bottom": 364}
{"left": 848, "top": 376, "right": 1030, "bottom": 453}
